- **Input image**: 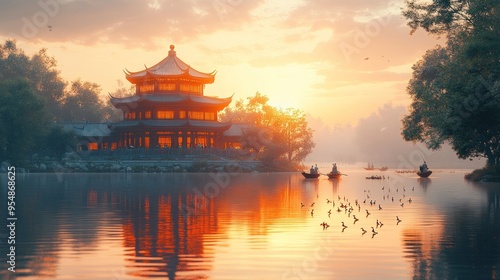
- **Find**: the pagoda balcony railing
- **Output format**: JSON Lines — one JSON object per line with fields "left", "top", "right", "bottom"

{"left": 75, "top": 147, "right": 252, "bottom": 161}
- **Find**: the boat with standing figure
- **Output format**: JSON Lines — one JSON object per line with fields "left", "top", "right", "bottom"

{"left": 302, "top": 172, "right": 320, "bottom": 179}
{"left": 417, "top": 161, "right": 432, "bottom": 178}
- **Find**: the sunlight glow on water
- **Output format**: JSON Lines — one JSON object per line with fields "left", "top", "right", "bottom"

{"left": 0, "top": 169, "right": 499, "bottom": 279}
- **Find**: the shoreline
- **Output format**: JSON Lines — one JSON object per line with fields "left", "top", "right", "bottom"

{"left": 2, "top": 161, "right": 498, "bottom": 181}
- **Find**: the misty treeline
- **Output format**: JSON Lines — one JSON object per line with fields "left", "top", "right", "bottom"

{"left": 220, "top": 92, "right": 315, "bottom": 171}
{"left": 401, "top": 0, "right": 500, "bottom": 173}
{"left": 0, "top": 40, "right": 127, "bottom": 163}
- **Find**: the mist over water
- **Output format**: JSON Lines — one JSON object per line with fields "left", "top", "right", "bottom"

{"left": 307, "top": 104, "right": 485, "bottom": 169}
{"left": 0, "top": 170, "right": 498, "bottom": 280}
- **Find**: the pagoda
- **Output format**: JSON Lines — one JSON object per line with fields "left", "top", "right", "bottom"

{"left": 109, "top": 45, "right": 233, "bottom": 149}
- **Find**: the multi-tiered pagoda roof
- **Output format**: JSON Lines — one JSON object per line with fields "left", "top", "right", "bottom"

{"left": 106, "top": 45, "right": 234, "bottom": 149}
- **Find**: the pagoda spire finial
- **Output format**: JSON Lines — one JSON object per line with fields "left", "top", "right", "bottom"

{"left": 169, "top": 44, "right": 176, "bottom": 56}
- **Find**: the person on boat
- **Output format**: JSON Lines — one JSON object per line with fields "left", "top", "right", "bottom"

{"left": 314, "top": 164, "right": 319, "bottom": 174}
{"left": 420, "top": 161, "right": 428, "bottom": 173}
{"left": 332, "top": 163, "right": 338, "bottom": 174}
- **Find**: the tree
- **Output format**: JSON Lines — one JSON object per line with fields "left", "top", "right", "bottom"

{"left": 0, "top": 78, "right": 50, "bottom": 163}
{"left": 222, "top": 92, "right": 315, "bottom": 170}
{"left": 60, "top": 80, "right": 109, "bottom": 122}
{"left": 401, "top": 0, "right": 500, "bottom": 168}
{"left": 0, "top": 40, "right": 66, "bottom": 120}
{"left": 0, "top": 40, "right": 122, "bottom": 123}
{"left": 44, "top": 125, "right": 77, "bottom": 159}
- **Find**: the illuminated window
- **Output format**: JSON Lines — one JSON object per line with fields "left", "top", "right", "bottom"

{"left": 189, "top": 111, "right": 204, "bottom": 120}
{"left": 157, "top": 110, "right": 174, "bottom": 119}
{"left": 126, "top": 112, "right": 136, "bottom": 120}
{"left": 204, "top": 112, "right": 215, "bottom": 120}
{"left": 177, "top": 136, "right": 183, "bottom": 147}
{"left": 144, "top": 137, "right": 150, "bottom": 148}
{"left": 158, "top": 136, "right": 172, "bottom": 148}
{"left": 88, "top": 143, "right": 98, "bottom": 150}
{"left": 145, "top": 111, "right": 151, "bottom": 119}
{"left": 179, "top": 110, "right": 186, "bottom": 119}
{"left": 140, "top": 84, "right": 154, "bottom": 93}
{"left": 195, "top": 137, "right": 207, "bottom": 147}
{"left": 159, "top": 83, "right": 176, "bottom": 91}
{"left": 180, "top": 84, "right": 202, "bottom": 94}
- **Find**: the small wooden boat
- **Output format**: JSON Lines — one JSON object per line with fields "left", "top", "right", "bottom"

{"left": 327, "top": 172, "right": 342, "bottom": 179}
{"left": 302, "top": 172, "right": 320, "bottom": 179}
{"left": 417, "top": 170, "right": 432, "bottom": 178}
{"left": 378, "top": 167, "right": 388, "bottom": 171}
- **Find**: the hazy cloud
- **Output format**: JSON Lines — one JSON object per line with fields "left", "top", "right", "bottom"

{"left": 0, "top": 0, "right": 263, "bottom": 48}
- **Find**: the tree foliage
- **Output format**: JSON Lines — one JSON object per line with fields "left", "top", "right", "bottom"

{"left": 402, "top": 0, "right": 500, "bottom": 167}
{"left": 0, "top": 40, "right": 66, "bottom": 120}
{"left": 221, "top": 92, "right": 315, "bottom": 170}
{"left": 0, "top": 79, "right": 50, "bottom": 163}
{"left": 61, "top": 80, "right": 110, "bottom": 122}
{"left": 0, "top": 40, "right": 123, "bottom": 163}
{"left": 44, "top": 125, "right": 77, "bottom": 159}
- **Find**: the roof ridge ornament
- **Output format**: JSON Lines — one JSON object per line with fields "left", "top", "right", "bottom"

{"left": 169, "top": 44, "right": 176, "bottom": 56}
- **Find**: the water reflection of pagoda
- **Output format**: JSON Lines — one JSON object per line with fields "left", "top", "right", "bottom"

{"left": 108, "top": 45, "right": 233, "bottom": 149}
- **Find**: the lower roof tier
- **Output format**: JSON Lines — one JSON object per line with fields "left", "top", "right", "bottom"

{"left": 110, "top": 93, "right": 232, "bottom": 111}
{"left": 110, "top": 119, "right": 232, "bottom": 131}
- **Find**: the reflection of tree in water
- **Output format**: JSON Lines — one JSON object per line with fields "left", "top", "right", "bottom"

{"left": 402, "top": 183, "right": 500, "bottom": 279}
{"left": 402, "top": 229, "right": 447, "bottom": 280}
{"left": 0, "top": 174, "right": 102, "bottom": 278}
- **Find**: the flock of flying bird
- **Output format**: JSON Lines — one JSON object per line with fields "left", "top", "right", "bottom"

{"left": 302, "top": 183, "right": 416, "bottom": 238}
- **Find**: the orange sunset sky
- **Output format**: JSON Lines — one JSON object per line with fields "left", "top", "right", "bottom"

{"left": 0, "top": 0, "right": 442, "bottom": 125}
{"left": 4, "top": 0, "right": 475, "bottom": 166}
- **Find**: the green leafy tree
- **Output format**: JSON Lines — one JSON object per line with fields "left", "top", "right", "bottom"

{"left": 0, "top": 40, "right": 66, "bottom": 120}
{"left": 61, "top": 80, "right": 109, "bottom": 122}
{"left": 401, "top": 0, "right": 500, "bottom": 168}
{"left": 44, "top": 125, "right": 77, "bottom": 159}
{"left": 0, "top": 78, "right": 49, "bottom": 163}
{"left": 222, "top": 92, "right": 315, "bottom": 170}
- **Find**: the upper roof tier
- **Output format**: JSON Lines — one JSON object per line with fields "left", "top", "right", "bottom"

{"left": 125, "top": 45, "right": 216, "bottom": 84}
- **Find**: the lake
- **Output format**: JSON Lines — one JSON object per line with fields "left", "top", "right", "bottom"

{"left": 1, "top": 169, "right": 499, "bottom": 279}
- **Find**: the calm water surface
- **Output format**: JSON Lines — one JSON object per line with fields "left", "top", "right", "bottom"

{"left": 0, "top": 169, "right": 499, "bottom": 280}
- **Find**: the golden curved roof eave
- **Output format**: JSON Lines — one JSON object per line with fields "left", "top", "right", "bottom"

{"left": 124, "top": 45, "right": 215, "bottom": 83}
